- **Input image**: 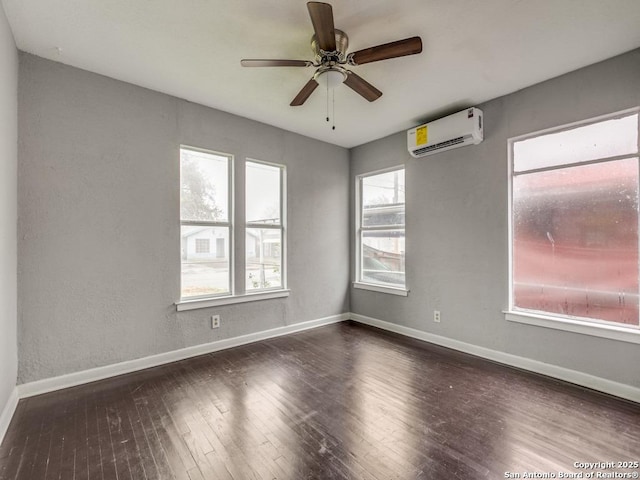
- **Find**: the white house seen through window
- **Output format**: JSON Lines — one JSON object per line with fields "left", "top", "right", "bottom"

{"left": 357, "top": 167, "right": 406, "bottom": 289}
{"left": 510, "top": 110, "right": 640, "bottom": 328}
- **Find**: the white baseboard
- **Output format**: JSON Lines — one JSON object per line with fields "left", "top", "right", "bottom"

{"left": 18, "top": 313, "right": 349, "bottom": 399}
{"left": 0, "top": 387, "right": 19, "bottom": 446}
{"left": 350, "top": 313, "right": 640, "bottom": 404}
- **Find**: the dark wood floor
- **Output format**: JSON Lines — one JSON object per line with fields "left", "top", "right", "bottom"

{"left": 1, "top": 321, "right": 639, "bottom": 480}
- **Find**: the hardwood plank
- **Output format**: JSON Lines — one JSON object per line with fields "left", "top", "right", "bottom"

{"left": 52, "top": 398, "right": 79, "bottom": 480}
{"left": 121, "top": 388, "right": 156, "bottom": 480}
{"left": 72, "top": 394, "right": 90, "bottom": 480}
{"left": 0, "top": 436, "right": 28, "bottom": 480}
{"left": 104, "top": 395, "right": 134, "bottom": 480}
{"left": 139, "top": 378, "right": 190, "bottom": 480}
{"left": 85, "top": 390, "right": 105, "bottom": 480}
{"left": 132, "top": 386, "right": 178, "bottom": 480}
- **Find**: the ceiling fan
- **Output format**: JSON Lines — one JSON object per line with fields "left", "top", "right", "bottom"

{"left": 241, "top": 2, "right": 423, "bottom": 107}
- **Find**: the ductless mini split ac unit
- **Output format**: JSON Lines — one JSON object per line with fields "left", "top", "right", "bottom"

{"left": 407, "top": 107, "right": 483, "bottom": 157}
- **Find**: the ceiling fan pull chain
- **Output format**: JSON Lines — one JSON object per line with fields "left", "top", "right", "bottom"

{"left": 332, "top": 88, "right": 336, "bottom": 130}
{"left": 326, "top": 80, "right": 330, "bottom": 122}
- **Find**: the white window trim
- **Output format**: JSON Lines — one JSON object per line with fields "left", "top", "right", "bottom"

{"left": 504, "top": 310, "right": 640, "bottom": 345}
{"left": 355, "top": 165, "right": 408, "bottom": 295}
{"left": 178, "top": 151, "right": 289, "bottom": 310}
{"left": 176, "top": 289, "right": 291, "bottom": 311}
{"left": 506, "top": 107, "right": 640, "bottom": 339}
{"left": 353, "top": 282, "right": 409, "bottom": 296}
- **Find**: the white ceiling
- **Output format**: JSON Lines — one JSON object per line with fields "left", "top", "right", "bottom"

{"left": 3, "top": 0, "right": 640, "bottom": 148}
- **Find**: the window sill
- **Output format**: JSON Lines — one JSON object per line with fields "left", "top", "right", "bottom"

{"left": 353, "top": 282, "right": 409, "bottom": 297}
{"left": 504, "top": 309, "right": 640, "bottom": 345}
{"left": 176, "top": 289, "right": 290, "bottom": 311}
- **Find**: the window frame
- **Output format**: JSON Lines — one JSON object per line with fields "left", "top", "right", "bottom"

{"left": 179, "top": 146, "right": 234, "bottom": 301}
{"left": 354, "top": 165, "right": 408, "bottom": 296}
{"left": 177, "top": 148, "right": 290, "bottom": 311}
{"left": 245, "top": 158, "right": 287, "bottom": 293}
{"left": 505, "top": 107, "right": 640, "bottom": 344}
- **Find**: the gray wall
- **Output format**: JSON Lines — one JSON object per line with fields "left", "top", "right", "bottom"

{"left": 350, "top": 48, "right": 640, "bottom": 388}
{"left": 0, "top": 3, "right": 17, "bottom": 414}
{"left": 18, "top": 54, "right": 349, "bottom": 384}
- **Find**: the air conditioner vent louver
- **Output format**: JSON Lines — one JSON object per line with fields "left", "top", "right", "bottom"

{"left": 407, "top": 108, "right": 483, "bottom": 158}
{"left": 413, "top": 136, "right": 466, "bottom": 156}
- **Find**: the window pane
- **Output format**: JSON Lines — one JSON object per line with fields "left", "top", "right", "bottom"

{"left": 514, "top": 114, "right": 638, "bottom": 173}
{"left": 181, "top": 226, "right": 230, "bottom": 298}
{"left": 180, "top": 149, "right": 229, "bottom": 222}
{"left": 195, "top": 238, "right": 210, "bottom": 254}
{"left": 513, "top": 158, "right": 639, "bottom": 325}
{"left": 246, "top": 161, "right": 281, "bottom": 225}
{"left": 246, "top": 228, "right": 282, "bottom": 290}
{"left": 362, "top": 170, "right": 405, "bottom": 227}
{"left": 363, "top": 204, "right": 405, "bottom": 227}
{"left": 361, "top": 230, "right": 405, "bottom": 287}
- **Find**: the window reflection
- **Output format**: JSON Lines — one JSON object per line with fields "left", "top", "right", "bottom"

{"left": 513, "top": 158, "right": 639, "bottom": 325}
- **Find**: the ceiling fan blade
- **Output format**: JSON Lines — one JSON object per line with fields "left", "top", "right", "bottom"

{"left": 344, "top": 71, "right": 382, "bottom": 102}
{"left": 307, "top": 2, "right": 336, "bottom": 52}
{"left": 241, "top": 59, "right": 313, "bottom": 67}
{"left": 349, "top": 36, "right": 422, "bottom": 65}
{"left": 290, "top": 78, "right": 319, "bottom": 106}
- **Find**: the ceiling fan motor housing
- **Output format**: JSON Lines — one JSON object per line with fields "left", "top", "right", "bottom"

{"left": 311, "top": 29, "right": 349, "bottom": 63}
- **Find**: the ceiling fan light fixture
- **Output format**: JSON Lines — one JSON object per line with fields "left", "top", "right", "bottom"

{"left": 315, "top": 68, "right": 346, "bottom": 89}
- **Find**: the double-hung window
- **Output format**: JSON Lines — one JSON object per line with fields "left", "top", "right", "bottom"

{"left": 180, "top": 147, "right": 232, "bottom": 299}
{"left": 245, "top": 160, "right": 285, "bottom": 291}
{"left": 508, "top": 109, "right": 640, "bottom": 337}
{"left": 355, "top": 167, "right": 407, "bottom": 294}
{"left": 179, "top": 147, "right": 288, "bottom": 307}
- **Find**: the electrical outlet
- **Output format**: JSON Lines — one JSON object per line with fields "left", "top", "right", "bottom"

{"left": 433, "top": 310, "right": 441, "bottom": 323}
{"left": 211, "top": 314, "right": 220, "bottom": 329}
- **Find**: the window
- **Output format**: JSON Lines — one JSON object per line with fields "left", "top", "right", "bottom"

{"left": 180, "top": 147, "right": 231, "bottom": 299}
{"left": 195, "top": 239, "right": 210, "bottom": 254}
{"left": 246, "top": 160, "right": 285, "bottom": 291}
{"left": 356, "top": 167, "right": 406, "bottom": 293}
{"left": 178, "top": 148, "right": 288, "bottom": 308}
{"left": 509, "top": 110, "right": 640, "bottom": 331}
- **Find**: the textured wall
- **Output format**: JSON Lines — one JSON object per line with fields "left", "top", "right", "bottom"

{"left": 350, "top": 48, "right": 640, "bottom": 388}
{"left": 18, "top": 54, "right": 349, "bottom": 383}
{"left": 0, "top": 3, "right": 18, "bottom": 413}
